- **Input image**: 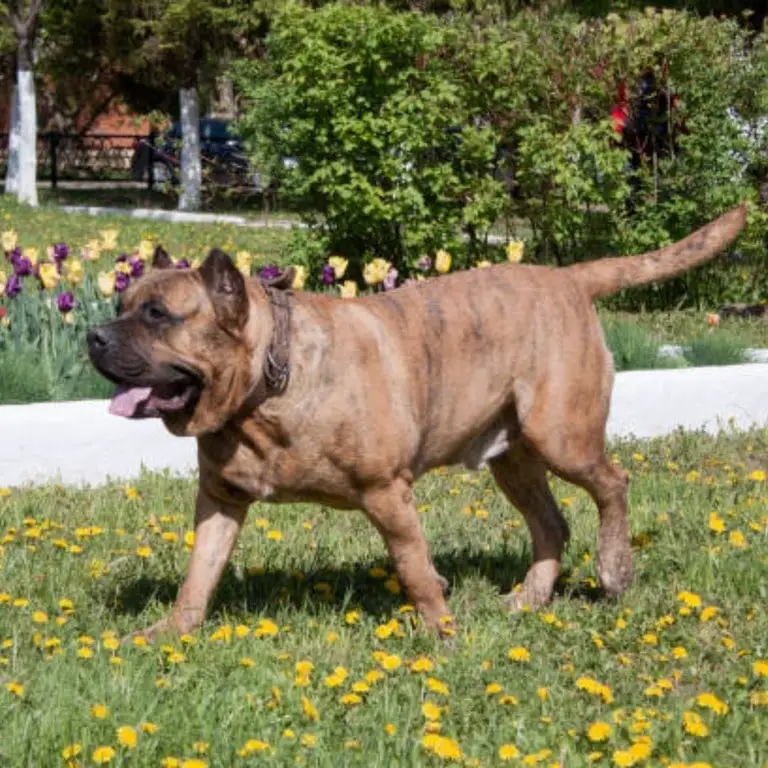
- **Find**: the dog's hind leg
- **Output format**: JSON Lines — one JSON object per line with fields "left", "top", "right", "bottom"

{"left": 363, "top": 478, "right": 452, "bottom": 633}
{"left": 520, "top": 371, "right": 633, "bottom": 599}
{"left": 489, "top": 442, "right": 569, "bottom": 612}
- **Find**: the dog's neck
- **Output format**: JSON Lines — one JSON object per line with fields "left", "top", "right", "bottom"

{"left": 237, "top": 280, "right": 294, "bottom": 415}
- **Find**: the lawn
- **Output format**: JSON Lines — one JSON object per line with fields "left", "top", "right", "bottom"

{"left": 1, "top": 429, "right": 766, "bottom": 767}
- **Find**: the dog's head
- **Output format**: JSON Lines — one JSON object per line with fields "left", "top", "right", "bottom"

{"left": 87, "top": 246, "right": 278, "bottom": 436}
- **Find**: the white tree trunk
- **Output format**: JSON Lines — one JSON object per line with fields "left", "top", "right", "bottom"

{"left": 16, "top": 69, "right": 38, "bottom": 207}
{"left": 179, "top": 86, "right": 201, "bottom": 211}
{"left": 4, "top": 83, "right": 21, "bottom": 195}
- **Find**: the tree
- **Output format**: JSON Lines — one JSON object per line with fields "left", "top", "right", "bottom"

{"left": 2, "top": 0, "right": 44, "bottom": 205}
{"left": 104, "top": 0, "right": 263, "bottom": 211}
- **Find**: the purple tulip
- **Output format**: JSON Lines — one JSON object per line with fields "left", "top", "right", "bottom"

{"left": 5, "top": 274, "right": 22, "bottom": 298}
{"left": 259, "top": 264, "right": 281, "bottom": 281}
{"left": 115, "top": 273, "right": 130, "bottom": 293}
{"left": 321, "top": 264, "right": 336, "bottom": 286}
{"left": 130, "top": 258, "right": 145, "bottom": 279}
{"left": 52, "top": 243, "right": 69, "bottom": 263}
{"left": 56, "top": 291, "right": 76, "bottom": 313}
{"left": 417, "top": 255, "right": 432, "bottom": 272}
{"left": 174, "top": 259, "right": 191, "bottom": 270}
{"left": 13, "top": 256, "right": 32, "bottom": 277}
{"left": 383, "top": 267, "right": 399, "bottom": 291}
{"left": 116, "top": 252, "right": 129, "bottom": 263}
{"left": 7, "top": 246, "right": 21, "bottom": 264}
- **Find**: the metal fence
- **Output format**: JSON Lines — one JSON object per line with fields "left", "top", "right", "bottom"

{"left": 0, "top": 132, "right": 149, "bottom": 187}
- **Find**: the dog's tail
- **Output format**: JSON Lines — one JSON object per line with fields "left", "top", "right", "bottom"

{"left": 567, "top": 204, "right": 748, "bottom": 300}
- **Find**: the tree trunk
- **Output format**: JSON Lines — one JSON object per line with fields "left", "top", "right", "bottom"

{"left": 16, "top": 67, "right": 38, "bottom": 207}
{"left": 4, "top": 82, "right": 20, "bottom": 195}
{"left": 178, "top": 86, "right": 201, "bottom": 211}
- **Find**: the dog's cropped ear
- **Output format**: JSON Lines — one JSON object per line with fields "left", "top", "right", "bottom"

{"left": 261, "top": 266, "right": 296, "bottom": 291}
{"left": 198, "top": 248, "right": 248, "bottom": 329}
{"left": 152, "top": 245, "right": 173, "bottom": 270}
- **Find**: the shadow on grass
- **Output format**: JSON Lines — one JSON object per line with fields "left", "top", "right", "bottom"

{"left": 104, "top": 546, "right": 607, "bottom": 623}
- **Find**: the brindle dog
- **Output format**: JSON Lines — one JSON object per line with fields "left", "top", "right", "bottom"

{"left": 88, "top": 205, "right": 746, "bottom": 641}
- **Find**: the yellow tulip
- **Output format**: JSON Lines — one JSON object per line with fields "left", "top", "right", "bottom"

{"left": 98, "top": 271, "right": 115, "bottom": 298}
{"left": 38, "top": 263, "right": 60, "bottom": 291}
{"left": 23, "top": 247, "right": 39, "bottom": 266}
{"left": 435, "top": 250, "right": 451, "bottom": 274}
{"left": 1, "top": 230, "right": 18, "bottom": 252}
{"left": 340, "top": 280, "right": 358, "bottom": 298}
{"left": 291, "top": 265, "right": 307, "bottom": 290}
{"left": 363, "top": 258, "right": 390, "bottom": 286}
{"left": 101, "top": 229, "right": 119, "bottom": 250}
{"left": 64, "top": 259, "right": 85, "bottom": 285}
{"left": 0, "top": 268, "right": 6, "bottom": 292}
{"left": 115, "top": 261, "right": 132, "bottom": 276}
{"left": 138, "top": 240, "right": 154, "bottom": 261}
{"left": 83, "top": 240, "right": 102, "bottom": 262}
{"left": 236, "top": 251, "right": 252, "bottom": 277}
{"left": 328, "top": 256, "right": 349, "bottom": 280}
{"left": 506, "top": 240, "right": 524, "bottom": 263}
{"left": 476, "top": 260, "right": 492, "bottom": 269}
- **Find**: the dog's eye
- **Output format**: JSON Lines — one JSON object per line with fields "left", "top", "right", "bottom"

{"left": 142, "top": 302, "right": 170, "bottom": 324}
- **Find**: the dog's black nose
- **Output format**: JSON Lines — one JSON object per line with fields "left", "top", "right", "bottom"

{"left": 87, "top": 326, "right": 109, "bottom": 352}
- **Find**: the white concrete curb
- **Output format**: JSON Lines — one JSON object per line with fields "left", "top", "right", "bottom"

{"left": 59, "top": 205, "right": 303, "bottom": 231}
{"left": 1, "top": 364, "right": 766, "bottom": 488}
{"left": 657, "top": 344, "right": 768, "bottom": 364}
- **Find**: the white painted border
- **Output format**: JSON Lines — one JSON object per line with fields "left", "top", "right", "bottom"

{"left": 1, "top": 364, "right": 766, "bottom": 488}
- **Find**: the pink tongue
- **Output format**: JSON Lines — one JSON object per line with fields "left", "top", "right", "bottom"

{"left": 109, "top": 386, "right": 153, "bottom": 418}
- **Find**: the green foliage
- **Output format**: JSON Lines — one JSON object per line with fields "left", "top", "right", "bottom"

{"left": 236, "top": 5, "right": 768, "bottom": 303}
{"left": 601, "top": 318, "right": 683, "bottom": 371}
{"left": 235, "top": 4, "right": 504, "bottom": 279}
{"left": 683, "top": 333, "right": 749, "bottom": 367}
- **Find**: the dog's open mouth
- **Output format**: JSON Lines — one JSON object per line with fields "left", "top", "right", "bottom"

{"left": 108, "top": 365, "right": 203, "bottom": 420}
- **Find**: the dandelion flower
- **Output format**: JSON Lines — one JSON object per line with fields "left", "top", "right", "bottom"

{"left": 117, "top": 726, "right": 137, "bottom": 749}
{"left": 508, "top": 646, "right": 531, "bottom": 662}
{"left": 587, "top": 722, "right": 612, "bottom": 742}
{"left": 422, "top": 733, "right": 462, "bottom": 761}
{"left": 92, "top": 746, "right": 116, "bottom": 764}
{"left": 499, "top": 744, "right": 520, "bottom": 761}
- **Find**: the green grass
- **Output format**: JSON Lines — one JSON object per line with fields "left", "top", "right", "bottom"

{"left": 683, "top": 334, "right": 749, "bottom": 368}
{"left": 600, "top": 310, "right": 768, "bottom": 351}
{"left": 1, "top": 429, "right": 766, "bottom": 766}
{"left": 600, "top": 320, "right": 682, "bottom": 372}
{"left": 1, "top": 195, "right": 295, "bottom": 263}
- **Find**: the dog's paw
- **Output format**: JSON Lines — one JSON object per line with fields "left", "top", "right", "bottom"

{"left": 597, "top": 554, "right": 634, "bottom": 598}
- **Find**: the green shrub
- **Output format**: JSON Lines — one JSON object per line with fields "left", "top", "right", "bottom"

{"left": 602, "top": 318, "right": 683, "bottom": 371}
{"left": 683, "top": 334, "right": 749, "bottom": 367}
{"left": 235, "top": 5, "right": 768, "bottom": 302}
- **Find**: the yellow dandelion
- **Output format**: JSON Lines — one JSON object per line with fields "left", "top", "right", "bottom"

{"left": 410, "top": 657, "right": 434, "bottom": 673}
{"left": 422, "top": 701, "right": 442, "bottom": 721}
{"left": 499, "top": 744, "right": 520, "bottom": 761}
{"left": 5, "top": 681, "right": 24, "bottom": 697}
{"left": 421, "top": 733, "right": 462, "bottom": 761}
{"left": 587, "top": 722, "right": 612, "bottom": 742}
{"left": 92, "top": 746, "right": 116, "bottom": 764}
{"left": 385, "top": 723, "right": 396, "bottom": 736}
{"left": 508, "top": 646, "right": 531, "bottom": 662}
{"left": 301, "top": 696, "right": 319, "bottom": 722}
{"left": 753, "top": 659, "right": 768, "bottom": 677}
{"left": 426, "top": 677, "right": 450, "bottom": 695}
{"left": 91, "top": 704, "right": 109, "bottom": 719}
{"left": 696, "top": 692, "right": 728, "bottom": 715}
{"left": 709, "top": 512, "right": 726, "bottom": 533}
{"left": 117, "top": 726, "right": 138, "bottom": 749}
{"left": 340, "top": 693, "right": 363, "bottom": 706}
{"left": 61, "top": 744, "right": 82, "bottom": 760}
{"left": 683, "top": 710, "right": 709, "bottom": 737}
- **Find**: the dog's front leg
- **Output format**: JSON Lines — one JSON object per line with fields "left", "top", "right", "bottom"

{"left": 363, "top": 479, "right": 453, "bottom": 634}
{"left": 131, "top": 489, "right": 248, "bottom": 643}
